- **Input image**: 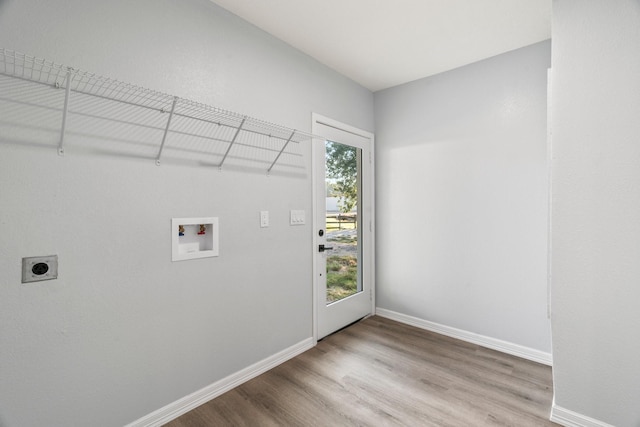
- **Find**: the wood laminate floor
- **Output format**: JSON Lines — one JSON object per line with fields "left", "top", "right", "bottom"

{"left": 166, "top": 316, "right": 557, "bottom": 426}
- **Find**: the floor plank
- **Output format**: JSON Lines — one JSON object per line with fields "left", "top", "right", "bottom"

{"left": 166, "top": 316, "right": 558, "bottom": 426}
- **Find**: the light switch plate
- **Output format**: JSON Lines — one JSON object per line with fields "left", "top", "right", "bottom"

{"left": 260, "top": 211, "right": 269, "bottom": 228}
{"left": 290, "top": 210, "right": 305, "bottom": 225}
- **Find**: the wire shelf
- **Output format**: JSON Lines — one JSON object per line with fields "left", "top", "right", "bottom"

{"left": 0, "top": 48, "right": 322, "bottom": 173}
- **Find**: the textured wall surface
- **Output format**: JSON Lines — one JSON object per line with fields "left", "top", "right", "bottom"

{"left": 374, "top": 41, "right": 551, "bottom": 353}
{"left": 550, "top": 1, "right": 640, "bottom": 425}
{"left": 0, "top": 1, "right": 373, "bottom": 426}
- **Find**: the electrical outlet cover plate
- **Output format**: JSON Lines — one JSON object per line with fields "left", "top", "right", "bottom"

{"left": 22, "top": 255, "right": 58, "bottom": 283}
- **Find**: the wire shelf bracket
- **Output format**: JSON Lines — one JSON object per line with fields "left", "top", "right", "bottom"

{"left": 218, "top": 117, "right": 246, "bottom": 171}
{"left": 57, "top": 67, "right": 73, "bottom": 156}
{"left": 156, "top": 96, "right": 178, "bottom": 166}
{"left": 267, "top": 130, "right": 296, "bottom": 175}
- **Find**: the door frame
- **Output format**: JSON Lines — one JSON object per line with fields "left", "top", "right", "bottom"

{"left": 311, "top": 113, "right": 376, "bottom": 343}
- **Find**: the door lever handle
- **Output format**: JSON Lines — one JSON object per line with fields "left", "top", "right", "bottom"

{"left": 318, "top": 244, "right": 334, "bottom": 253}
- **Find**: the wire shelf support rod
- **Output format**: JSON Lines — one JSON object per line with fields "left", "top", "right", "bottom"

{"left": 155, "top": 96, "right": 178, "bottom": 166}
{"left": 218, "top": 117, "right": 246, "bottom": 170}
{"left": 267, "top": 130, "right": 296, "bottom": 175}
{"left": 57, "top": 67, "right": 73, "bottom": 156}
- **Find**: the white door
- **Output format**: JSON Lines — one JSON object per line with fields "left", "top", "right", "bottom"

{"left": 312, "top": 114, "right": 375, "bottom": 340}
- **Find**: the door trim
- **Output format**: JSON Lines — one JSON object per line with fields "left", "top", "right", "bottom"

{"left": 311, "top": 113, "right": 375, "bottom": 343}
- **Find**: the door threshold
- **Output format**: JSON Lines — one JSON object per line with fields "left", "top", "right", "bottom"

{"left": 318, "top": 315, "right": 370, "bottom": 341}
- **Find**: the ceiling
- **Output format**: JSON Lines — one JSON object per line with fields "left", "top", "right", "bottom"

{"left": 209, "top": 0, "right": 551, "bottom": 92}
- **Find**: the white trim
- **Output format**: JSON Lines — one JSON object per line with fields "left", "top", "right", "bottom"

{"left": 314, "top": 117, "right": 373, "bottom": 140}
{"left": 369, "top": 131, "right": 376, "bottom": 319}
{"left": 546, "top": 67, "right": 553, "bottom": 320}
{"left": 375, "top": 308, "right": 553, "bottom": 366}
{"left": 311, "top": 113, "right": 320, "bottom": 344}
{"left": 550, "top": 404, "right": 616, "bottom": 427}
{"left": 125, "top": 337, "right": 314, "bottom": 427}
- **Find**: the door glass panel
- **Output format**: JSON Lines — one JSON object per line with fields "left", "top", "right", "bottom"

{"left": 325, "top": 140, "right": 362, "bottom": 304}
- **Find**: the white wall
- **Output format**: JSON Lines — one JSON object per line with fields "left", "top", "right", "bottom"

{"left": 550, "top": 1, "right": 640, "bottom": 426}
{"left": 0, "top": 1, "right": 373, "bottom": 426}
{"left": 374, "top": 41, "right": 551, "bottom": 354}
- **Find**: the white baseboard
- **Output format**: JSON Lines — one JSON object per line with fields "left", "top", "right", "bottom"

{"left": 375, "top": 308, "right": 552, "bottom": 366}
{"left": 551, "top": 404, "right": 616, "bottom": 427}
{"left": 125, "top": 337, "right": 314, "bottom": 427}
